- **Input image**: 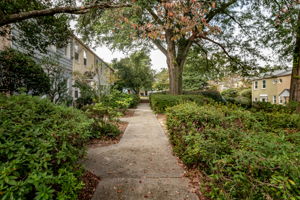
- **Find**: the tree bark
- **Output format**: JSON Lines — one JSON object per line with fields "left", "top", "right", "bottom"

{"left": 290, "top": 11, "right": 300, "bottom": 112}
{"left": 0, "top": 3, "right": 131, "bottom": 27}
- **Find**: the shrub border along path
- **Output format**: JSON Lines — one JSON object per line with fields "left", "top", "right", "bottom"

{"left": 83, "top": 103, "right": 198, "bottom": 200}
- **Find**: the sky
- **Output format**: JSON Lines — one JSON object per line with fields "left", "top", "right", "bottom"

{"left": 95, "top": 46, "right": 167, "bottom": 72}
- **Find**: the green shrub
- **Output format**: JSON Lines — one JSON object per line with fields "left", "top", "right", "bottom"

{"left": 150, "top": 94, "right": 214, "bottom": 113}
{"left": 251, "top": 101, "right": 294, "bottom": 113}
{"left": 83, "top": 103, "right": 122, "bottom": 138}
{"left": 101, "top": 90, "right": 140, "bottom": 111}
{"left": 184, "top": 90, "right": 225, "bottom": 103}
{"left": 167, "top": 103, "right": 300, "bottom": 199}
{"left": 239, "top": 88, "right": 252, "bottom": 99}
{"left": 0, "top": 94, "right": 93, "bottom": 199}
{"left": 221, "top": 88, "right": 239, "bottom": 98}
{"left": 0, "top": 48, "right": 50, "bottom": 95}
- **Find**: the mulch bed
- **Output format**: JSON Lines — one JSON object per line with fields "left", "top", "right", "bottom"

{"left": 78, "top": 171, "right": 100, "bottom": 200}
{"left": 123, "top": 109, "right": 135, "bottom": 118}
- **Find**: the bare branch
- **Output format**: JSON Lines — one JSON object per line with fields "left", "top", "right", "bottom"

{"left": 151, "top": 39, "right": 168, "bottom": 56}
{"left": 147, "top": 8, "right": 164, "bottom": 25}
{"left": 199, "top": 35, "right": 235, "bottom": 60}
{"left": 205, "top": 0, "right": 237, "bottom": 23}
{"left": 0, "top": 3, "right": 131, "bottom": 27}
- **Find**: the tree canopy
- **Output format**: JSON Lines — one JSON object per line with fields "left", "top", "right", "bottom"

{"left": 0, "top": 0, "right": 130, "bottom": 52}
{"left": 77, "top": 0, "right": 267, "bottom": 94}
{"left": 112, "top": 51, "right": 154, "bottom": 94}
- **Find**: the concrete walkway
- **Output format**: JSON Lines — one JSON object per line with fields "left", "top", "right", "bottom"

{"left": 84, "top": 103, "right": 198, "bottom": 200}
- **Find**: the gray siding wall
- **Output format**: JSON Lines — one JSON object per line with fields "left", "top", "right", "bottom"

{"left": 11, "top": 28, "right": 73, "bottom": 97}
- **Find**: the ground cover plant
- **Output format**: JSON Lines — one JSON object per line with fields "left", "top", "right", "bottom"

{"left": 81, "top": 90, "right": 139, "bottom": 139}
{"left": 0, "top": 94, "right": 93, "bottom": 199}
{"left": 149, "top": 93, "right": 214, "bottom": 113}
{"left": 166, "top": 102, "right": 300, "bottom": 200}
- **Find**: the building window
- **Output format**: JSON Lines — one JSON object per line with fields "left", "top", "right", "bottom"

{"left": 260, "top": 96, "right": 268, "bottom": 102}
{"left": 273, "top": 95, "right": 276, "bottom": 104}
{"left": 254, "top": 81, "right": 258, "bottom": 89}
{"left": 279, "top": 96, "right": 283, "bottom": 104}
{"left": 83, "top": 51, "right": 87, "bottom": 66}
{"left": 279, "top": 79, "right": 283, "bottom": 83}
{"left": 75, "top": 90, "right": 78, "bottom": 98}
{"left": 254, "top": 97, "right": 258, "bottom": 102}
{"left": 262, "top": 80, "right": 266, "bottom": 89}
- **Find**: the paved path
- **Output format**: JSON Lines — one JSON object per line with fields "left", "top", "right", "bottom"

{"left": 84, "top": 103, "right": 198, "bottom": 200}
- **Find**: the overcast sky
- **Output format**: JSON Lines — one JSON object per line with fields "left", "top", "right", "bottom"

{"left": 95, "top": 46, "right": 167, "bottom": 72}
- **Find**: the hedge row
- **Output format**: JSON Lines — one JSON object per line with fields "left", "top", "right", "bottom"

{"left": 0, "top": 95, "right": 93, "bottom": 199}
{"left": 167, "top": 103, "right": 300, "bottom": 199}
{"left": 149, "top": 94, "right": 214, "bottom": 113}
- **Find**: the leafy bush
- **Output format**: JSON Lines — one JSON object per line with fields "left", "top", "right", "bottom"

{"left": 83, "top": 103, "right": 122, "bottom": 138}
{"left": 149, "top": 94, "right": 214, "bottom": 113}
{"left": 74, "top": 80, "right": 97, "bottom": 108}
{"left": 221, "top": 88, "right": 252, "bottom": 108}
{"left": 0, "top": 48, "right": 50, "bottom": 95}
{"left": 221, "top": 88, "right": 239, "bottom": 98}
{"left": 167, "top": 103, "right": 300, "bottom": 199}
{"left": 101, "top": 90, "right": 140, "bottom": 111}
{"left": 239, "top": 88, "right": 252, "bottom": 99}
{"left": 0, "top": 94, "right": 93, "bottom": 199}
{"left": 250, "top": 101, "right": 294, "bottom": 113}
{"left": 184, "top": 90, "right": 225, "bottom": 103}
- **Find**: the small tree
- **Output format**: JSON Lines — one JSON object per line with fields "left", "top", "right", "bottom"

{"left": 112, "top": 51, "right": 154, "bottom": 94}
{"left": 0, "top": 48, "right": 50, "bottom": 95}
{"left": 41, "top": 56, "right": 72, "bottom": 104}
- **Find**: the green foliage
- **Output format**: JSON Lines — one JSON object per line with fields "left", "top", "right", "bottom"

{"left": 82, "top": 90, "right": 139, "bottom": 139}
{"left": 0, "top": 0, "right": 71, "bottom": 52}
{"left": 0, "top": 94, "right": 93, "bottom": 199}
{"left": 101, "top": 90, "right": 140, "bottom": 110}
{"left": 250, "top": 102, "right": 295, "bottom": 114}
{"left": 0, "top": 48, "right": 50, "bottom": 95}
{"left": 74, "top": 80, "right": 97, "bottom": 108}
{"left": 167, "top": 102, "right": 300, "bottom": 199}
{"left": 83, "top": 102, "right": 122, "bottom": 138}
{"left": 153, "top": 68, "right": 169, "bottom": 91}
{"left": 222, "top": 88, "right": 252, "bottom": 108}
{"left": 41, "top": 56, "right": 72, "bottom": 105}
{"left": 221, "top": 88, "right": 239, "bottom": 98}
{"left": 149, "top": 94, "right": 214, "bottom": 113}
{"left": 112, "top": 51, "right": 154, "bottom": 94}
{"left": 184, "top": 90, "right": 225, "bottom": 103}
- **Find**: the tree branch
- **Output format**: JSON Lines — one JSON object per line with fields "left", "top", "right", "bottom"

{"left": 195, "top": 42, "right": 210, "bottom": 69}
{"left": 199, "top": 35, "right": 245, "bottom": 67}
{"left": 0, "top": 3, "right": 131, "bottom": 27}
{"left": 151, "top": 39, "right": 168, "bottom": 56}
{"left": 205, "top": 0, "right": 237, "bottom": 23}
{"left": 147, "top": 8, "right": 163, "bottom": 25}
{"left": 199, "top": 35, "right": 235, "bottom": 60}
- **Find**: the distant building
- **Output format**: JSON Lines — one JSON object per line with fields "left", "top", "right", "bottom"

{"left": 209, "top": 75, "right": 250, "bottom": 92}
{"left": 1, "top": 27, "right": 73, "bottom": 100}
{"left": 252, "top": 68, "right": 292, "bottom": 104}
{"left": 0, "top": 27, "right": 114, "bottom": 102}
{"left": 71, "top": 36, "right": 115, "bottom": 100}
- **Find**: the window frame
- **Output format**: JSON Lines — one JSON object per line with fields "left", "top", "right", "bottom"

{"left": 254, "top": 81, "right": 258, "bottom": 89}
{"left": 273, "top": 95, "right": 276, "bottom": 104}
{"left": 262, "top": 80, "right": 266, "bottom": 89}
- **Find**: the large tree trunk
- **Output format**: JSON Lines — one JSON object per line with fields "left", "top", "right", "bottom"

{"left": 167, "top": 56, "right": 183, "bottom": 95}
{"left": 290, "top": 11, "right": 300, "bottom": 112}
{"left": 165, "top": 31, "right": 192, "bottom": 95}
